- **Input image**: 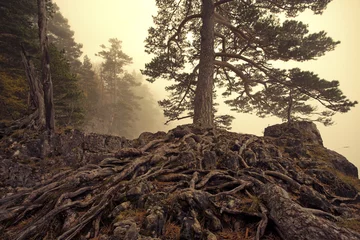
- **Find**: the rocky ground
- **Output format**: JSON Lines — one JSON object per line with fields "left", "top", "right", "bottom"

{"left": 1, "top": 121, "right": 360, "bottom": 240}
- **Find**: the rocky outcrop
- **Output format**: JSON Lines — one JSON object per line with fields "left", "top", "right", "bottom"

{"left": 0, "top": 129, "right": 133, "bottom": 191}
{"left": 264, "top": 121, "right": 324, "bottom": 145}
{"left": 265, "top": 121, "right": 358, "bottom": 178}
{"left": 1, "top": 121, "right": 360, "bottom": 240}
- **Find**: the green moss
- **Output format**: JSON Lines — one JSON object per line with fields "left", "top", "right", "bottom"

{"left": 306, "top": 145, "right": 360, "bottom": 191}
{"left": 238, "top": 196, "right": 261, "bottom": 214}
{"left": 248, "top": 195, "right": 261, "bottom": 213}
{"left": 338, "top": 219, "right": 360, "bottom": 233}
{"left": 115, "top": 209, "right": 146, "bottom": 225}
{"left": 55, "top": 125, "right": 75, "bottom": 134}
{"left": 328, "top": 169, "right": 360, "bottom": 192}
{"left": 306, "top": 145, "right": 329, "bottom": 163}
{"left": 10, "top": 128, "right": 26, "bottom": 139}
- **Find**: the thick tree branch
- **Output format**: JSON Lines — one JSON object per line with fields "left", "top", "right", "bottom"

{"left": 214, "top": 0, "right": 234, "bottom": 7}
{"left": 215, "top": 53, "right": 343, "bottom": 110}
{"left": 176, "top": 64, "right": 199, "bottom": 112}
{"left": 165, "top": 114, "right": 193, "bottom": 125}
{"left": 214, "top": 60, "right": 255, "bottom": 98}
{"left": 215, "top": 52, "right": 271, "bottom": 73}
{"left": 214, "top": 60, "right": 267, "bottom": 86}
{"left": 167, "top": 14, "right": 202, "bottom": 48}
{"left": 214, "top": 13, "right": 249, "bottom": 41}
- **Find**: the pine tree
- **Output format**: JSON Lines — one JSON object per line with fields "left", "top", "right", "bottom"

{"left": 96, "top": 38, "right": 140, "bottom": 137}
{"left": 143, "top": 0, "right": 357, "bottom": 127}
{"left": 0, "top": 0, "right": 38, "bottom": 70}
{"left": 49, "top": 44, "right": 83, "bottom": 127}
{"left": 38, "top": 0, "right": 55, "bottom": 131}
{"left": 79, "top": 55, "right": 97, "bottom": 109}
{"left": 48, "top": 3, "right": 83, "bottom": 72}
{"left": 0, "top": 0, "right": 38, "bottom": 120}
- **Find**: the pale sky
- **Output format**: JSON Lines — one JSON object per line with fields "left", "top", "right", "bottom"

{"left": 54, "top": 0, "right": 360, "bottom": 171}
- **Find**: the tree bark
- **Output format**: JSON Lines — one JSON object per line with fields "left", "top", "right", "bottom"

{"left": 193, "top": 0, "right": 215, "bottom": 128}
{"left": 261, "top": 184, "right": 360, "bottom": 240}
{"left": 287, "top": 88, "right": 293, "bottom": 124}
{"left": 37, "top": 0, "right": 55, "bottom": 132}
{"left": 20, "top": 45, "right": 45, "bottom": 128}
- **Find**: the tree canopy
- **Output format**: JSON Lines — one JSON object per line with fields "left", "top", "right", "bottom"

{"left": 95, "top": 38, "right": 141, "bottom": 137}
{"left": 143, "top": 0, "right": 357, "bottom": 127}
{"left": 48, "top": 3, "right": 83, "bottom": 72}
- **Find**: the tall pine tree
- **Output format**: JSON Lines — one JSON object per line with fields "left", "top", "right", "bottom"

{"left": 96, "top": 38, "right": 140, "bottom": 137}
{"left": 48, "top": 3, "right": 83, "bottom": 73}
{"left": 144, "top": 0, "right": 357, "bottom": 127}
{"left": 0, "top": 0, "right": 38, "bottom": 120}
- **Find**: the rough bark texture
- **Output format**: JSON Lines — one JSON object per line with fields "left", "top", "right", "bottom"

{"left": 1, "top": 121, "right": 360, "bottom": 240}
{"left": 194, "top": 0, "right": 215, "bottom": 128}
{"left": 37, "top": 0, "right": 55, "bottom": 132}
{"left": 261, "top": 183, "right": 360, "bottom": 240}
{"left": 20, "top": 46, "right": 45, "bottom": 128}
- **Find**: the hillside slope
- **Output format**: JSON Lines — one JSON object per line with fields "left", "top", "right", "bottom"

{"left": 1, "top": 121, "right": 360, "bottom": 239}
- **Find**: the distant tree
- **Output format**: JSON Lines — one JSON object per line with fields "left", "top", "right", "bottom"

{"left": 79, "top": 55, "right": 98, "bottom": 110}
{"left": 96, "top": 38, "right": 140, "bottom": 137}
{"left": 48, "top": 3, "right": 83, "bottom": 72}
{"left": 144, "top": 0, "right": 357, "bottom": 128}
{"left": 130, "top": 71, "right": 168, "bottom": 135}
{"left": 49, "top": 44, "right": 83, "bottom": 127}
{"left": 46, "top": 2, "right": 89, "bottom": 128}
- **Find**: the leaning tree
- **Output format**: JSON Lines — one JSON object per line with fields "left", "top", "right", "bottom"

{"left": 143, "top": 0, "right": 357, "bottom": 128}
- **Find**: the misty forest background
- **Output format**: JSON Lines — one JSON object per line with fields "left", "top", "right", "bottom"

{"left": 0, "top": 1, "right": 164, "bottom": 139}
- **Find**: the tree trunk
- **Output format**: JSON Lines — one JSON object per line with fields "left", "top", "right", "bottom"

{"left": 193, "top": 0, "right": 215, "bottom": 128}
{"left": 287, "top": 88, "right": 293, "bottom": 124}
{"left": 37, "top": 0, "right": 55, "bottom": 132}
{"left": 20, "top": 46, "right": 46, "bottom": 128}
{"left": 261, "top": 184, "right": 360, "bottom": 240}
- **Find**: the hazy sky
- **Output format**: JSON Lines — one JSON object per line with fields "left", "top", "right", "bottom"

{"left": 54, "top": 0, "right": 360, "bottom": 170}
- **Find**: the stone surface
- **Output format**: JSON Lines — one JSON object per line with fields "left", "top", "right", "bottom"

{"left": 1, "top": 121, "right": 360, "bottom": 239}
{"left": 264, "top": 121, "right": 323, "bottom": 146}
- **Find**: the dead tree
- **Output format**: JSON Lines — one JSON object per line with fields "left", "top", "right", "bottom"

{"left": 37, "top": 0, "right": 55, "bottom": 132}
{"left": 20, "top": 45, "right": 46, "bottom": 128}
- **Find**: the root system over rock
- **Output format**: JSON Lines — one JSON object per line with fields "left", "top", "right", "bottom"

{"left": 1, "top": 122, "right": 360, "bottom": 240}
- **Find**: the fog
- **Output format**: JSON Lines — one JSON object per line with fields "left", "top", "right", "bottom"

{"left": 54, "top": 0, "right": 360, "bottom": 169}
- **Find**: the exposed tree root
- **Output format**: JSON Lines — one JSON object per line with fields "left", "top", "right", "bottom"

{"left": 1, "top": 124, "right": 360, "bottom": 239}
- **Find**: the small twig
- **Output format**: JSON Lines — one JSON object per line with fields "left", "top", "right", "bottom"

{"left": 190, "top": 172, "right": 199, "bottom": 189}
{"left": 165, "top": 114, "right": 193, "bottom": 125}
{"left": 256, "top": 203, "right": 268, "bottom": 240}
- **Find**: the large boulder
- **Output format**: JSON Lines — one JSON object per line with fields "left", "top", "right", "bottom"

{"left": 264, "top": 121, "right": 358, "bottom": 178}
{"left": 264, "top": 121, "right": 323, "bottom": 146}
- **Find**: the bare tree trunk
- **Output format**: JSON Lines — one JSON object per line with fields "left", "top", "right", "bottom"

{"left": 287, "top": 88, "right": 293, "bottom": 124}
{"left": 193, "top": 0, "right": 215, "bottom": 128}
{"left": 37, "top": 0, "right": 55, "bottom": 132}
{"left": 20, "top": 45, "right": 45, "bottom": 127}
